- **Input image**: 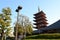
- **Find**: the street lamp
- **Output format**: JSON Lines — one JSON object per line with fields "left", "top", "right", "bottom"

{"left": 15, "top": 6, "right": 22, "bottom": 40}
{"left": 16, "top": 6, "right": 22, "bottom": 12}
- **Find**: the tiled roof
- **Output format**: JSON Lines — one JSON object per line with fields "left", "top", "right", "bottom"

{"left": 42, "top": 20, "right": 60, "bottom": 30}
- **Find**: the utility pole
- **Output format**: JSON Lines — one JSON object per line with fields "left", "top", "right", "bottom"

{"left": 15, "top": 6, "right": 22, "bottom": 40}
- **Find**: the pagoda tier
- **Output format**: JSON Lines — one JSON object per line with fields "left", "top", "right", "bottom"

{"left": 34, "top": 25, "right": 47, "bottom": 29}
{"left": 33, "top": 27, "right": 38, "bottom": 29}
{"left": 34, "top": 22, "right": 48, "bottom": 25}
{"left": 33, "top": 9, "right": 48, "bottom": 29}
{"left": 34, "top": 11, "right": 45, "bottom": 16}
{"left": 34, "top": 24, "right": 47, "bottom": 29}
{"left": 34, "top": 15, "right": 46, "bottom": 19}
{"left": 33, "top": 18, "right": 47, "bottom": 22}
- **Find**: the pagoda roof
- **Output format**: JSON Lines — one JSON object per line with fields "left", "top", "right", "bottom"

{"left": 34, "top": 11, "right": 45, "bottom": 16}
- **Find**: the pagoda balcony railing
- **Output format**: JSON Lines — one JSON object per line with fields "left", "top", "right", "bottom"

{"left": 34, "top": 22, "right": 48, "bottom": 25}
{"left": 34, "top": 14, "right": 46, "bottom": 19}
{"left": 34, "top": 16, "right": 46, "bottom": 19}
{"left": 33, "top": 25, "right": 47, "bottom": 29}
{"left": 33, "top": 19, "right": 47, "bottom": 22}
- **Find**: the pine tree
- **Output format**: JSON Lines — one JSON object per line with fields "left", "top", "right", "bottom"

{"left": 0, "top": 7, "right": 11, "bottom": 40}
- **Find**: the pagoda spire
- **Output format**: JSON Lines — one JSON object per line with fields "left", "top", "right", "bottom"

{"left": 38, "top": 6, "right": 40, "bottom": 12}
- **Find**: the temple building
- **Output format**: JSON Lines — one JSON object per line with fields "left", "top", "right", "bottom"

{"left": 33, "top": 7, "right": 48, "bottom": 29}
{"left": 33, "top": 8, "right": 60, "bottom": 34}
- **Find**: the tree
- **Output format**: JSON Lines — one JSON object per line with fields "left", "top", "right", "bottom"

{"left": 14, "top": 14, "right": 33, "bottom": 36}
{"left": 5, "top": 27, "right": 12, "bottom": 36}
{"left": 0, "top": 7, "right": 11, "bottom": 40}
{"left": 26, "top": 23, "right": 33, "bottom": 34}
{"left": 14, "top": 23, "right": 24, "bottom": 35}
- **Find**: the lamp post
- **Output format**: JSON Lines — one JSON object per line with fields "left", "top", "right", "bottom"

{"left": 15, "top": 6, "right": 22, "bottom": 40}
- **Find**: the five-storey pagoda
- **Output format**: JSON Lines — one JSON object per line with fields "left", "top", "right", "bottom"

{"left": 33, "top": 7, "right": 48, "bottom": 29}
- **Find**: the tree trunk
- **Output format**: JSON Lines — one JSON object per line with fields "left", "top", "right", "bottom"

{"left": 1, "top": 29, "right": 4, "bottom": 40}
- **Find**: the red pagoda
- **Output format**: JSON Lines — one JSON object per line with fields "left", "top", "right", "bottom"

{"left": 33, "top": 8, "right": 48, "bottom": 29}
